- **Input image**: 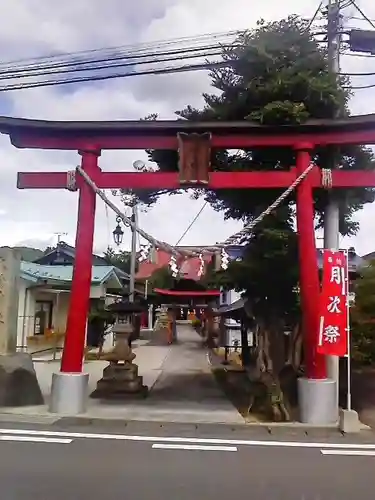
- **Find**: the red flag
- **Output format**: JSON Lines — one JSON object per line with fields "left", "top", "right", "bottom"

{"left": 317, "top": 250, "right": 349, "bottom": 357}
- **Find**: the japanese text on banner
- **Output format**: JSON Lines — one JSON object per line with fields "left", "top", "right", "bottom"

{"left": 317, "top": 250, "right": 348, "bottom": 357}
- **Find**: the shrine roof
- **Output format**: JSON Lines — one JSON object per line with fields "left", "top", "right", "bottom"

{"left": 136, "top": 249, "right": 214, "bottom": 281}
{"left": 1, "top": 114, "right": 375, "bottom": 138}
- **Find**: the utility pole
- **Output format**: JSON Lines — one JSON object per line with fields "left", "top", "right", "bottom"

{"left": 325, "top": 0, "right": 341, "bottom": 402}
{"left": 129, "top": 202, "right": 138, "bottom": 303}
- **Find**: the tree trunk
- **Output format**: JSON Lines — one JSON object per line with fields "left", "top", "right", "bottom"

{"left": 241, "top": 321, "right": 251, "bottom": 367}
{"left": 250, "top": 322, "right": 292, "bottom": 421}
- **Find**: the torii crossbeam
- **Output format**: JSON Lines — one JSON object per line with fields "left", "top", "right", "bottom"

{"left": 17, "top": 166, "right": 375, "bottom": 190}
{"left": 2, "top": 114, "right": 375, "bottom": 422}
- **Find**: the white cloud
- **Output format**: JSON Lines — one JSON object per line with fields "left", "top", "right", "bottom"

{"left": 0, "top": 0, "right": 374, "bottom": 256}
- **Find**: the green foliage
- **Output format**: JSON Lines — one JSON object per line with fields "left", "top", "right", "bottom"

{"left": 138, "top": 15, "right": 374, "bottom": 237}
{"left": 205, "top": 216, "right": 300, "bottom": 325}
{"left": 351, "top": 261, "right": 375, "bottom": 366}
{"left": 103, "top": 247, "right": 132, "bottom": 274}
{"left": 191, "top": 318, "right": 202, "bottom": 328}
{"left": 129, "top": 16, "right": 375, "bottom": 346}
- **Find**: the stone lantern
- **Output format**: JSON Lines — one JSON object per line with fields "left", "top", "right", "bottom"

{"left": 91, "top": 298, "right": 148, "bottom": 399}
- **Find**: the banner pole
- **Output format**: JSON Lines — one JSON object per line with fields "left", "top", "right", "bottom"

{"left": 344, "top": 250, "right": 352, "bottom": 411}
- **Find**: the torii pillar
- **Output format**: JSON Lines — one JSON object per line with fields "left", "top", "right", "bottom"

{"left": 295, "top": 144, "right": 336, "bottom": 424}
{"left": 49, "top": 148, "right": 101, "bottom": 415}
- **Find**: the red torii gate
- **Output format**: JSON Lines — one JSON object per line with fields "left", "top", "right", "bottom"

{"left": 2, "top": 115, "right": 375, "bottom": 421}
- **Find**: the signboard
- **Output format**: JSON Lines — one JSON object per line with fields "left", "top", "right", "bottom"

{"left": 226, "top": 327, "right": 254, "bottom": 349}
{"left": 317, "top": 250, "right": 349, "bottom": 357}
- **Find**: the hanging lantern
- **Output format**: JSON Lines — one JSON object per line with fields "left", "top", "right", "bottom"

{"left": 112, "top": 216, "right": 124, "bottom": 246}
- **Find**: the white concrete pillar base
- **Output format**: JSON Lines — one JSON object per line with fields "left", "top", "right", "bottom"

{"left": 49, "top": 372, "right": 89, "bottom": 415}
{"left": 298, "top": 377, "right": 337, "bottom": 424}
{"left": 339, "top": 409, "right": 361, "bottom": 433}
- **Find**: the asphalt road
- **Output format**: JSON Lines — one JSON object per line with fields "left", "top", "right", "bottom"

{"left": 2, "top": 421, "right": 375, "bottom": 500}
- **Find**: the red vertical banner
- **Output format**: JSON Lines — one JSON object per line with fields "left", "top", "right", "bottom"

{"left": 317, "top": 250, "right": 349, "bottom": 357}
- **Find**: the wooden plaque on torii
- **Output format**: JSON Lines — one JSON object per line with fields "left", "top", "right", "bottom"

{"left": 177, "top": 132, "right": 211, "bottom": 185}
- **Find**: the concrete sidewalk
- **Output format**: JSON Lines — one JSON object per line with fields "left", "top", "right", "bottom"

{"left": 0, "top": 326, "right": 245, "bottom": 426}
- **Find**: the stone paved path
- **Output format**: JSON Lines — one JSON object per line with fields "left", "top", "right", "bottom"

{"left": 143, "top": 324, "right": 244, "bottom": 424}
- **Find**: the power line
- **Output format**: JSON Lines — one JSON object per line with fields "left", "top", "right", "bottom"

{"left": 0, "top": 22, "right": 370, "bottom": 93}
{"left": 0, "top": 34, "right": 329, "bottom": 84}
{"left": 304, "top": 1, "right": 324, "bottom": 32}
{"left": 0, "top": 39, "right": 332, "bottom": 92}
{"left": 340, "top": 70, "right": 375, "bottom": 75}
{"left": 0, "top": 60, "right": 228, "bottom": 92}
{"left": 348, "top": 0, "right": 375, "bottom": 29}
{"left": 0, "top": 30, "right": 240, "bottom": 71}
{"left": 0, "top": 45, "right": 225, "bottom": 83}
{"left": 351, "top": 15, "right": 375, "bottom": 23}
{"left": 347, "top": 82, "right": 375, "bottom": 89}
{"left": 174, "top": 202, "right": 208, "bottom": 246}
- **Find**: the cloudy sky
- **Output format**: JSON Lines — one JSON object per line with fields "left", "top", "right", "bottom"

{"left": 0, "top": 0, "right": 375, "bottom": 256}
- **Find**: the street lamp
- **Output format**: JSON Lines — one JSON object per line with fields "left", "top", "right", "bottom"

{"left": 112, "top": 216, "right": 124, "bottom": 246}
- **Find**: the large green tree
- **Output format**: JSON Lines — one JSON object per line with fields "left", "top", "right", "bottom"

{"left": 126, "top": 16, "right": 375, "bottom": 418}
{"left": 137, "top": 16, "right": 374, "bottom": 232}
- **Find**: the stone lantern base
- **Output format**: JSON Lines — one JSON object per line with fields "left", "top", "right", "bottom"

{"left": 90, "top": 333, "right": 148, "bottom": 400}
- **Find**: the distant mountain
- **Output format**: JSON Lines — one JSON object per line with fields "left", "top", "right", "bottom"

{"left": 12, "top": 246, "right": 45, "bottom": 262}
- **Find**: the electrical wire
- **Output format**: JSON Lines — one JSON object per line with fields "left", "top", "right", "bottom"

{"left": 0, "top": 33, "right": 329, "bottom": 85}
{"left": 304, "top": 1, "right": 324, "bottom": 32}
{"left": 0, "top": 60, "right": 228, "bottom": 92}
{"left": 0, "top": 37, "right": 331, "bottom": 92}
{"left": 174, "top": 202, "right": 208, "bottom": 246}
{"left": 0, "top": 22, "right": 352, "bottom": 93}
{"left": 0, "top": 44, "right": 233, "bottom": 79}
{"left": 350, "top": 15, "right": 375, "bottom": 23}
{"left": 0, "top": 47, "right": 225, "bottom": 84}
{"left": 2, "top": 28, "right": 328, "bottom": 75}
{"left": 348, "top": 0, "right": 375, "bottom": 29}
{"left": 0, "top": 30, "right": 240, "bottom": 71}
{"left": 346, "top": 82, "right": 375, "bottom": 89}
{"left": 340, "top": 70, "right": 375, "bottom": 75}
{"left": 0, "top": 32, "right": 239, "bottom": 91}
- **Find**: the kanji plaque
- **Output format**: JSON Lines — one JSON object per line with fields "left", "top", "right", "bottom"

{"left": 177, "top": 132, "right": 211, "bottom": 185}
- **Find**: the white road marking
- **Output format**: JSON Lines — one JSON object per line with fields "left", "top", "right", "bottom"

{"left": 321, "top": 449, "right": 375, "bottom": 457}
{"left": 152, "top": 443, "right": 237, "bottom": 452}
{"left": 0, "top": 428, "right": 374, "bottom": 450}
{"left": 0, "top": 435, "right": 72, "bottom": 444}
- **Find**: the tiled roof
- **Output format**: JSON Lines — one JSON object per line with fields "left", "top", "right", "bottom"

{"left": 20, "top": 261, "right": 122, "bottom": 286}
{"left": 34, "top": 241, "right": 109, "bottom": 266}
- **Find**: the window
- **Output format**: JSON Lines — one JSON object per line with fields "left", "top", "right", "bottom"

{"left": 34, "top": 301, "right": 53, "bottom": 335}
